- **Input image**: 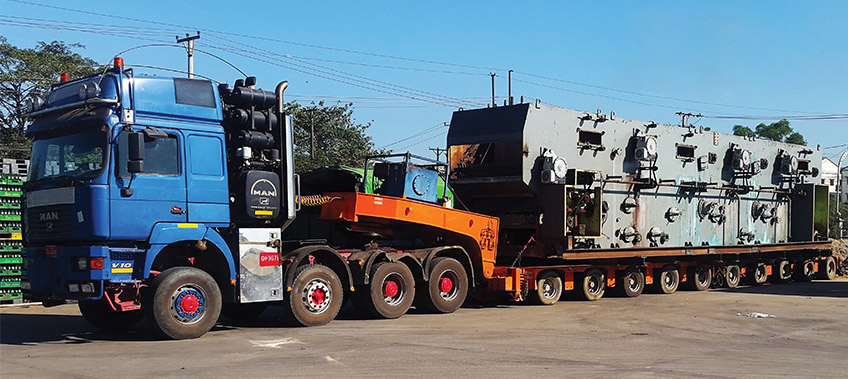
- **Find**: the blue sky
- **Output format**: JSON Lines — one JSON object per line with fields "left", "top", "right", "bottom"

{"left": 1, "top": 0, "right": 846, "bottom": 161}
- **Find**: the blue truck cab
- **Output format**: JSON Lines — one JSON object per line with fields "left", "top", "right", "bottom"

{"left": 20, "top": 59, "right": 334, "bottom": 339}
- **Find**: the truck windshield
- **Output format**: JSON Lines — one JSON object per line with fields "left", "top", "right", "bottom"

{"left": 28, "top": 129, "right": 108, "bottom": 183}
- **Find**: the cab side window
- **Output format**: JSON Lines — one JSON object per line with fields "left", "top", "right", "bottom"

{"left": 117, "top": 130, "right": 180, "bottom": 178}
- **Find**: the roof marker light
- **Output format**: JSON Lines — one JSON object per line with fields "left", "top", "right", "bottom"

{"left": 60, "top": 73, "right": 70, "bottom": 82}
{"left": 114, "top": 57, "right": 124, "bottom": 69}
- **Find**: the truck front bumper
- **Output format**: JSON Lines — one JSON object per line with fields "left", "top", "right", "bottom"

{"left": 24, "top": 245, "right": 143, "bottom": 303}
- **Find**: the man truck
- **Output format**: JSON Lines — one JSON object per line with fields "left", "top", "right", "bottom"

{"left": 22, "top": 58, "right": 837, "bottom": 339}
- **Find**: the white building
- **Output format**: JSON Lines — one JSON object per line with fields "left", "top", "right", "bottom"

{"left": 821, "top": 157, "right": 848, "bottom": 202}
{"left": 821, "top": 157, "right": 839, "bottom": 193}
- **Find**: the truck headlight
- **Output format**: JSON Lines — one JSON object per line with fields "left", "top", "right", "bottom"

{"left": 76, "top": 257, "right": 88, "bottom": 270}
{"left": 68, "top": 283, "right": 80, "bottom": 292}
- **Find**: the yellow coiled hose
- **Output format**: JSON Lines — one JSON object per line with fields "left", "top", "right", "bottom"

{"left": 297, "top": 194, "right": 339, "bottom": 207}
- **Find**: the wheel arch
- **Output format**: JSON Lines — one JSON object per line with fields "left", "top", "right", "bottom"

{"left": 348, "top": 250, "right": 425, "bottom": 285}
{"left": 406, "top": 246, "right": 475, "bottom": 287}
{"left": 144, "top": 225, "right": 236, "bottom": 292}
{"left": 282, "top": 245, "right": 355, "bottom": 293}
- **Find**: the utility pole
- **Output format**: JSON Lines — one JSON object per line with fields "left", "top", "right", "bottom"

{"left": 309, "top": 108, "right": 316, "bottom": 160}
{"left": 490, "top": 73, "right": 496, "bottom": 107}
{"left": 176, "top": 32, "right": 201, "bottom": 79}
{"left": 508, "top": 70, "right": 514, "bottom": 106}
{"left": 429, "top": 147, "right": 447, "bottom": 162}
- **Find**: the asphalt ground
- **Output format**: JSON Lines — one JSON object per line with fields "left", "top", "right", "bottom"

{"left": 1, "top": 278, "right": 847, "bottom": 378}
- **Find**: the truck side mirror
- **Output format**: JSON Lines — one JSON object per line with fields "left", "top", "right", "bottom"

{"left": 128, "top": 131, "right": 144, "bottom": 173}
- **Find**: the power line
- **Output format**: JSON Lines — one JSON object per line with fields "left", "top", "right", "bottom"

{"left": 514, "top": 71, "right": 823, "bottom": 115}
{"left": 4, "top": 2, "right": 844, "bottom": 117}
{"left": 379, "top": 122, "right": 446, "bottom": 149}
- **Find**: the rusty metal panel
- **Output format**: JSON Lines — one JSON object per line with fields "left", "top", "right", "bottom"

{"left": 447, "top": 103, "right": 824, "bottom": 259}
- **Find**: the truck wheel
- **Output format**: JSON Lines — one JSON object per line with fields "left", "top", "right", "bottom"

{"left": 579, "top": 269, "right": 605, "bottom": 301}
{"left": 747, "top": 264, "right": 767, "bottom": 285}
{"left": 687, "top": 266, "right": 712, "bottom": 291}
{"left": 528, "top": 271, "right": 562, "bottom": 305}
{"left": 725, "top": 265, "right": 741, "bottom": 288}
{"left": 417, "top": 257, "right": 468, "bottom": 313}
{"left": 143, "top": 267, "right": 222, "bottom": 340}
{"left": 770, "top": 260, "right": 792, "bottom": 283}
{"left": 78, "top": 300, "right": 143, "bottom": 331}
{"left": 793, "top": 261, "right": 815, "bottom": 282}
{"left": 356, "top": 262, "right": 415, "bottom": 319}
{"left": 221, "top": 302, "right": 268, "bottom": 321}
{"left": 817, "top": 256, "right": 837, "bottom": 280}
{"left": 656, "top": 266, "right": 679, "bottom": 294}
{"left": 617, "top": 270, "right": 644, "bottom": 298}
{"left": 286, "top": 264, "right": 343, "bottom": 327}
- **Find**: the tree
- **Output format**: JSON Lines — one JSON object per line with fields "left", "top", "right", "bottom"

{"left": 285, "top": 101, "right": 388, "bottom": 173}
{"left": 830, "top": 195, "right": 848, "bottom": 239}
{"left": 0, "top": 37, "right": 101, "bottom": 159}
{"left": 732, "top": 119, "right": 806, "bottom": 145}
{"left": 732, "top": 125, "right": 755, "bottom": 138}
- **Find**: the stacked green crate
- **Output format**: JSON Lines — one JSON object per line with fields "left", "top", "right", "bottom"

{"left": 0, "top": 171, "right": 24, "bottom": 302}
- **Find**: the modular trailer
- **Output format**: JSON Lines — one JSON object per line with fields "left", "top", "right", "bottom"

{"left": 21, "top": 58, "right": 837, "bottom": 339}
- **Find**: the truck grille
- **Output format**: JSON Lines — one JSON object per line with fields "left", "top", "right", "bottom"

{"left": 25, "top": 205, "right": 74, "bottom": 239}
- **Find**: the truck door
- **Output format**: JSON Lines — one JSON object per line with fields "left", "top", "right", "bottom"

{"left": 110, "top": 127, "right": 188, "bottom": 240}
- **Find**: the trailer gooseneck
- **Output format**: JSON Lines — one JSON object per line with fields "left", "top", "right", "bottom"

{"left": 21, "top": 58, "right": 837, "bottom": 339}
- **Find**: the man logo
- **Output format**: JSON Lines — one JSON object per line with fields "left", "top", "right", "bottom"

{"left": 250, "top": 179, "right": 278, "bottom": 197}
{"left": 40, "top": 211, "right": 59, "bottom": 221}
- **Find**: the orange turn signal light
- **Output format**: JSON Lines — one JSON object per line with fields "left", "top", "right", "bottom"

{"left": 90, "top": 257, "right": 104, "bottom": 270}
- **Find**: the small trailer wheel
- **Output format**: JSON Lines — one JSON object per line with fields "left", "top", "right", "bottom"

{"left": 617, "top": 270, "right": 644, "bottom": 298}
{"left": 770, "top": 260, "right": 792, "bottom": 283}
{"left": 724, "top": 265, "right": 741, "bottom": 288}
{"left": 817, "top": 256, "right": 837, "bottom": 280}
{"left": 528, "top": 271, "right": 563, "bottom": 305}
{"left": 579, "top": 269, "right": 605, "bottom": 301}
{"left": 793, "top": 261, "right": 815, "bottom": 282}
{"left": 656, "top": 266, "right": 679, "bottom": 294}
{"left": 687, "top": 266, "right": 712, "bottom": 291}
{"left": 747, "top": 264, "right": 768, "bottom": 285}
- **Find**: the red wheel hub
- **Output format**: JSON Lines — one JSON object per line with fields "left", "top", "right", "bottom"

{"left": 311, "top": 288, "right": 326, "bottom": 305}
{"left": 180, "top": 294, "right": 199, "bottom": 313}
{"left": 383, "top": 280, "right": 399, "bottom": 297}
{"left": 439, "top": 277, "right": 453, "bottom": 293}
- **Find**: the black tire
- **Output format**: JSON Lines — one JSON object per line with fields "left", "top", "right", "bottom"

{"left": 356, "top": 262, "right": 415, "bottom": 319}
{"left": 417, "top": 257, "right": 468, "bottom": 313}
{"left": 793, "top": 261, "right": 815, "bottom": 282}
{"left": 286, "top": 264, "right": 343, "bottom": 327}
{"left": 78, "top": 300, "right": 143, "bottom": 332}
{"left": 221, "top": 302, "right": 268, "bottom": 321}
{"left": 746, "top": 264, "right": 768, "bottom": 285}
{"left": 817, "top": 256, "right": 837, "bottom": 280}
{"left": 770, "top": 260, "right": 792, "bottom": 283}
{"left": 143, "top": 267, "right": 222, "bottom": 340}
{"left": 725, "top": 265, "right": 741, "bottom": 288}
{"left": 617, "top": 270, "right": 644, "bottom": 298}
{"left": 686, "top": 266, "right": 712, "bottom": 291}
{"left": 655, "top": 266, "right": 679, "bottom": 294}
{"left": 527, "top": 271, "right": 563, "bottom": 305}
{"left": 579, "top": 268, "right": 605, "bottom": 301}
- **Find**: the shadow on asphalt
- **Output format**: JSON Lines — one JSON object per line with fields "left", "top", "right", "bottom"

{"left": 713, "top": 279, "right": 848, "bottom": 298}
{"left": 4, "top": 279, "right": 843, "bottom": 345}
{"left": 0, "top": 299, "right": 517, "bottom": 345}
